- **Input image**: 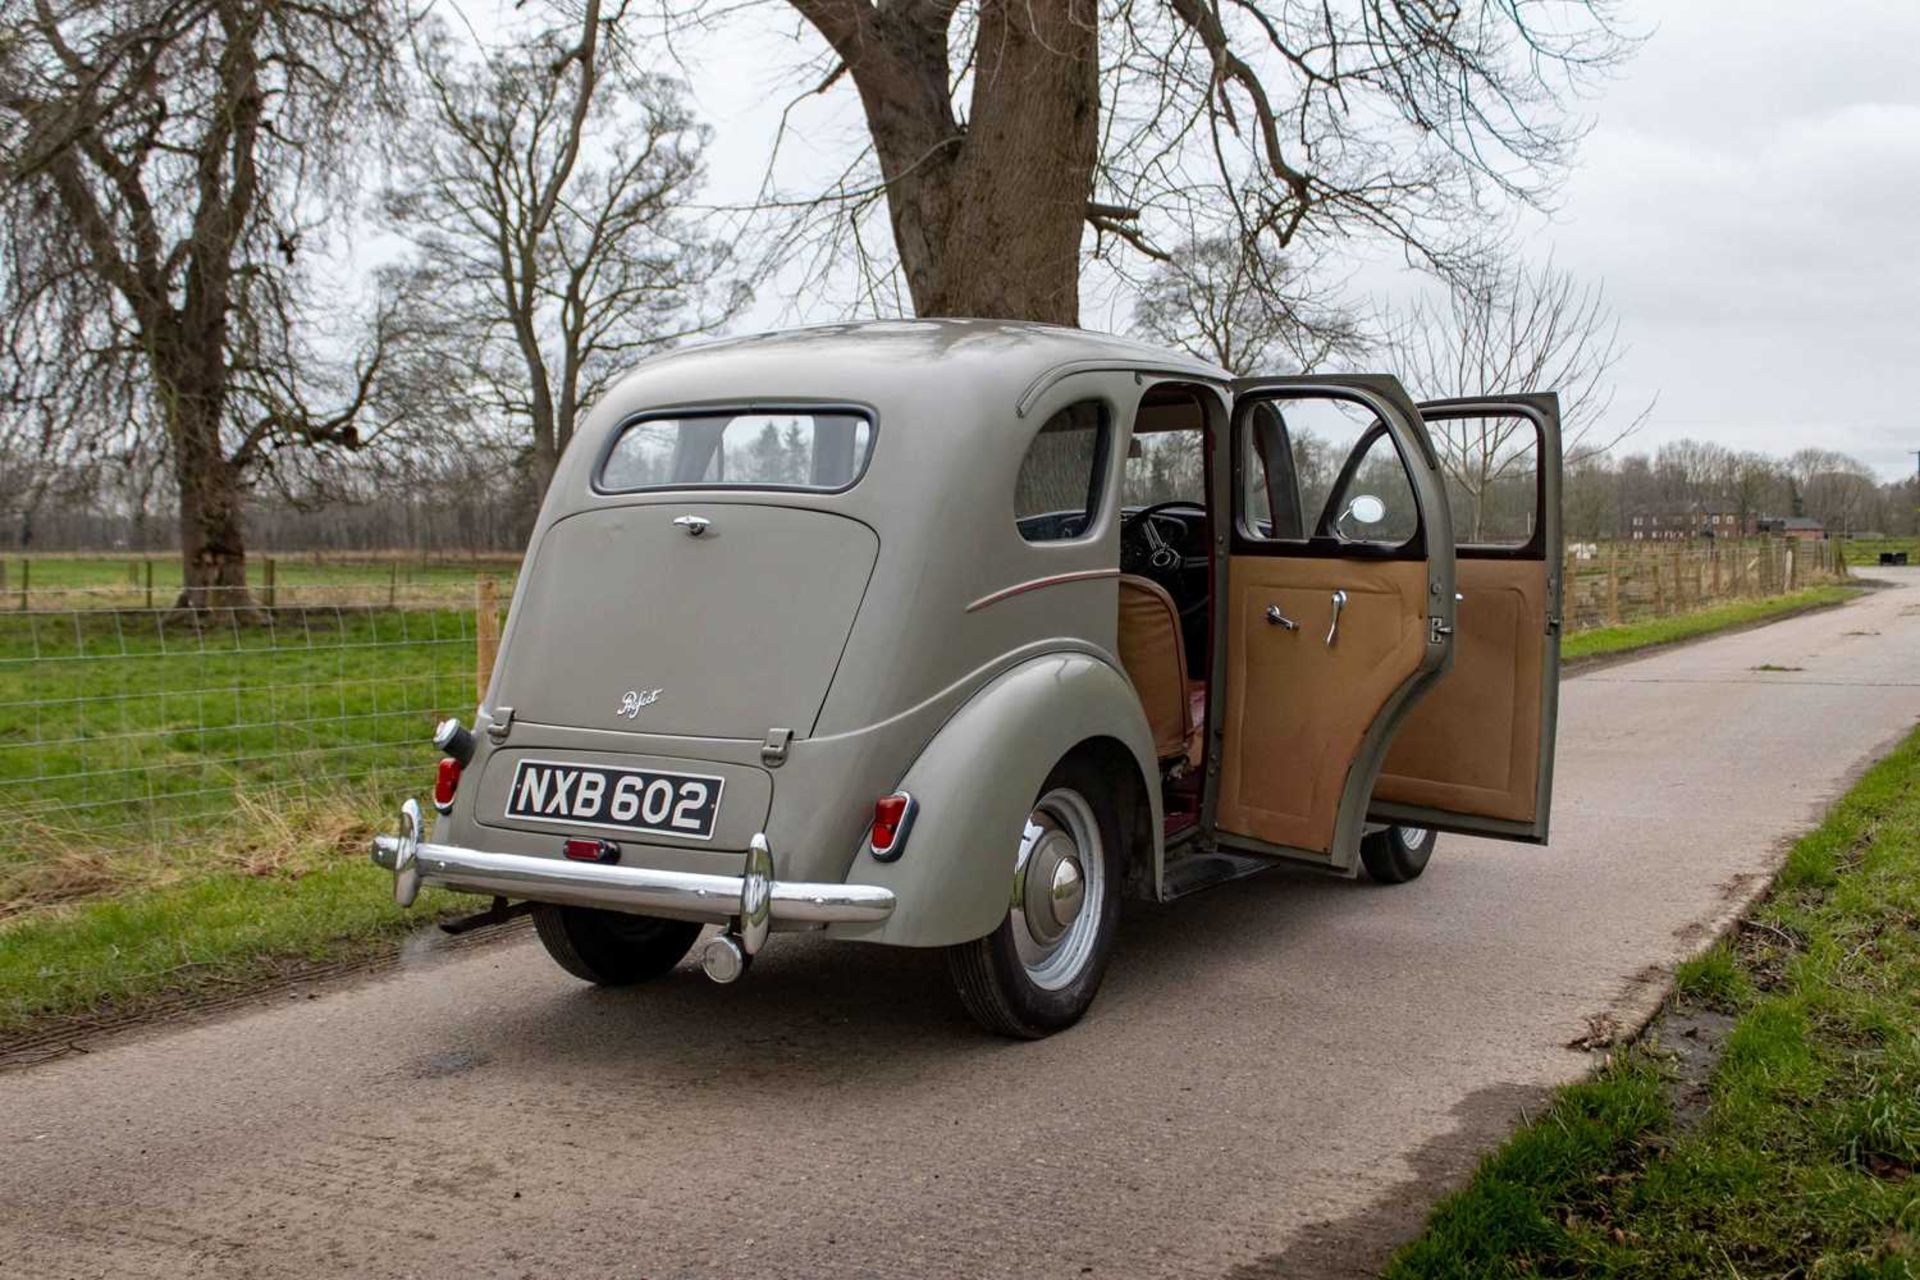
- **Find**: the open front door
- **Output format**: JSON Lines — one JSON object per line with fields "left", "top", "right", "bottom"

{"left": 1369, "top": 394, "right": 1563, "bottom": 843}
{"left": 1206, "top": 377, "right": 1456, "bottom": 871}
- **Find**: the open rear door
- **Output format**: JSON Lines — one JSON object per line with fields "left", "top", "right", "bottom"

{"left": 1206, "top": 377, "right": 1456, "bottom": 872}
{"left": 1369, "top": 394, "right": 1563, "bottom": 843}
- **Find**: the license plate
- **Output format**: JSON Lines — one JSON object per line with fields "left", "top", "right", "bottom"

{"left": 504, "top": 760, "right": 725, "bottom": 841}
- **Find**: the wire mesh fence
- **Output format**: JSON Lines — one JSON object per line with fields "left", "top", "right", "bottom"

{"left": 0, "top": 582, "right": 505, "bottom": 913}
{"left": 0, "top": 539, "right": 1849, "bottom": 900}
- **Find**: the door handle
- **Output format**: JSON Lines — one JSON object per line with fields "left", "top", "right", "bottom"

{"left": 1264, "top": 605, "right": 1299, "bottom": 631}
{"left": 672, "top": 514, "right": 711, "bottom": 538}
{"left": 1326, "top": 589, "right": 1348, "bottom": 646}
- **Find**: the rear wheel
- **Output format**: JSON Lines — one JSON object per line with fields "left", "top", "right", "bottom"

{"left": 532, "top": 905, "right": 702, "bottom": 985}
{"left": 1360, "top": 825, "right": 1436, "bottom": 884}
{"left": 946, "top": 757, "right": 1124, "bottom": 1038}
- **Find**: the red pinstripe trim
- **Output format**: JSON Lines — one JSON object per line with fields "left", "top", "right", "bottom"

{"left": 965, "top": 567, "right": 1120, "bottom": 613}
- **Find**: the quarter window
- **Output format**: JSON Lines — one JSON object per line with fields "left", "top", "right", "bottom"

{"left": 1015, "top": 400, "right": 1108, "bottom": 543}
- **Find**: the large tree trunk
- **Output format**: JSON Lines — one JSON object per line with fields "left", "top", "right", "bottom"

{"left": 174, "top": 417, "right": 251, "bottom": 610}
{"left": 164, "top": 357, "right": 253, "bottom": 611}
{"left": 819, "top": 0, "right": 1099, "bottom": 325}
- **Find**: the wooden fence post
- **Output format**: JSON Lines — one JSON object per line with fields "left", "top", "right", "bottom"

{"left": 1607, "top": 544, "right": 1621, "bottom": 625}
{"left": 1711, "top": 543, "right": 1721, "bottom": 597}
{"left": 263, "top": 556, "right": 277, "bottom": 610}
{"left": 388, "top": 561, "right": 398, "bottom": 608}
{"left": 1784, "top": 542, "right": 1796, "bottom": 593}
{"left": 475, "top": 575, "right": 501, "bottom": 705}
{"left": 19, "top": 559, "right": 27, "bottom": 611}
{"left": 144, "top": 560, "right": 154, "bottom": 610}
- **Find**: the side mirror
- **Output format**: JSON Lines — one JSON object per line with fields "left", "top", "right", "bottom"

{"left": 1343, "top": 494, "right": 1387, "bottom": 527}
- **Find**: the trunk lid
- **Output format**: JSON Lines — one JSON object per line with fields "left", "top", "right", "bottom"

{"left": 494, "top": 503, "right": 879, "bottom": 741}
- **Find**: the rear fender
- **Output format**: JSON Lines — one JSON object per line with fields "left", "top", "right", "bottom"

{"left": 826, "top": 652, "right": 1162, "bottom": 947}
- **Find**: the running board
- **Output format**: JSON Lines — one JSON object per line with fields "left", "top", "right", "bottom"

{"left": 1158, "top": 847, "right": 1279, "bottom": 902}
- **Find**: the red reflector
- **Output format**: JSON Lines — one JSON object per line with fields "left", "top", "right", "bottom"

{"left": 433, "top": 757, "right": 461, "bottom": 810}
{"left": 564, "top": 838, "right": 619, "bottom": 864}
{"left": 868, "top": 792, "right": 914, "bottom": 860}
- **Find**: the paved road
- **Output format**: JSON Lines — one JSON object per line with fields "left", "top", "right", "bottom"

{"left": 5, "top": 570, "right": 1919, "bottom": 1280}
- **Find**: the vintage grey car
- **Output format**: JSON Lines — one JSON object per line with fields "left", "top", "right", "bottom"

{"left": 372, "top": 319, "right": 1563, "bottom": 1037}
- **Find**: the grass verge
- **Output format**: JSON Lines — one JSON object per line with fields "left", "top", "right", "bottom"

{"left": 0, "top": 787, "right": 460, "bottom": 1040}
{"left": 1562, "top": 584, "right": 1860, "bottom": 664}
{"left": 1385, "top": 728, "right": 1920, "bottom": 1278}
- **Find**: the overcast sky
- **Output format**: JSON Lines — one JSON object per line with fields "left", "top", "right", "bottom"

{"left": 462, "top": 0, "right": 1920, "bottom": 479}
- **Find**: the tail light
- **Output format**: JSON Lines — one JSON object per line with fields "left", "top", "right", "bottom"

{"left": 432, "top": 757, "right": 461, "bottom": 813}
{"left": 867, "top": 792, "right": 917, "bottom": 862}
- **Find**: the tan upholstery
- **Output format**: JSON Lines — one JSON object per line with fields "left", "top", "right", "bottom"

{"left": 1374, "top": 559, "right": 1549, "bottom": 823}
{"left": 1215, "top": 557, "right": 1429, "bottom": 853}
{"left": 1117, "top": 575, "right": 1196, "bottom": 763}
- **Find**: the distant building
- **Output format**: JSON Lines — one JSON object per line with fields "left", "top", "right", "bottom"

{"left": 1627, "top": 502, "right": 1749, "bottom": 541}
{"left": 1753, "top": 515, "right": 1828, "bottom": 541}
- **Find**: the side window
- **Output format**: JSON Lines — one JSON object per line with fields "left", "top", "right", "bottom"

{"left": 1239, "top": 394, "right": 1418, "bottom": 548}
{"left": 1423, "top": 413, "right": 1540, "bottom": 549}
{"left": 1323, "top": 431, "right": 1420, "bottom": 545}
{"left": 1015, "top": 400, "right": 1108, "bottom": 543}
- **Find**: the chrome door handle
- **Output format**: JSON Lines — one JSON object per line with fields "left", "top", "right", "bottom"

{"left": 1326, "top": 589, "right": 1348, "bottom": 646}
{"left": 1264, "top": 605, "right": 1299, "bottom": 631}
{"left": 672, "top": 515, "right": 711, "bottom": 537}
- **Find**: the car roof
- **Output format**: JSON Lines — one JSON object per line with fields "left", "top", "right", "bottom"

{"left": 614, "top": 318, "right": 1231, "bottom": 417}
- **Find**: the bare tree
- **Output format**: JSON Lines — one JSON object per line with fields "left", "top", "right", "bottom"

{"left": 726, "top": 0, "right": 1635, "bottom": 325}
{"left": 385, "top": 3, "right": 745, "bottom": 497}
{"left": 1130, "top": 238, "right": 1367, "bottom": 376}
{"left": 1788, "top": 448, "right": 1878, "bottom": 535}
{"left": 1378, "top": 261, "right": 1651, "bottom": 540}
{"left": 0, "top": 0, "right": 410, "bottom": 607}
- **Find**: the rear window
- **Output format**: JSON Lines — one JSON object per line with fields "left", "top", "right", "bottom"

{"left": 599, "top": 411, "right": 874, "bottom": 492}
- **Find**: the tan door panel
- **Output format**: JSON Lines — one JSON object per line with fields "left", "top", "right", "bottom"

{"left": 1216, "top": 557, "right": 1430, "bottom": 852}
{"left": 1373, "top": 559, "right": 1547, "bottom": 823}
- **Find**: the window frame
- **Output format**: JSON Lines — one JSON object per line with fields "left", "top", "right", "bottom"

{"left": 1230, "top": 389, "right": 1429, "bottom": 562}
{"left": 1012, "top": 397, "right": 1114, "bottom": 546}
{"left": 1416, "top": 404, "right": 1552, "bottom": 562}
{"left": 591, "top": 402, "right": 879, "bottom": 497}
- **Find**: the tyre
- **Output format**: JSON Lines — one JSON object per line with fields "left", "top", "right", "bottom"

{"left": 945, "top": 756, "right": 1124, "bottom": 1038}
{"left": 1360, "top": 824, "right": 1437, "bottom": 885}
{"left": 532, "top": 904, "right": 702, "bottom": 985}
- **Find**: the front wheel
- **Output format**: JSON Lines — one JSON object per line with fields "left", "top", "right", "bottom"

{"left": 1360, "top": 825, "right": 1436, "bottom": 884}
{"left": 945, "top": 758, "right": 1124, "bottom": 1039}
{"left": 532, "top": 904, "right": 702, "bottom": 985}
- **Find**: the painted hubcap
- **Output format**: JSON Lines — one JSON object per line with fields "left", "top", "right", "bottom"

{"left": 1010, "top": 788, "right": 1106, "bottom": 990}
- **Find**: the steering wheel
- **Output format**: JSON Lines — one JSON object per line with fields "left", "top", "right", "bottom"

{"left": 1121, "top": 502, "right": 1207, "bottom": 616}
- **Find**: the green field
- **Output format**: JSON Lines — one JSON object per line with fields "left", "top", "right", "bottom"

{"left": 1840, "top": 536, "right": 1919, "bottom": 568}
{"left": 0, "top": 552, "right": 519, "bottom": 609}
{"left": 0, "top": 606, "right": 479, "bottom": 912}
{"left": 0, "top": 599, "right": 484, "bottom": 1035}
{"left": 1387, "top": 728, "right": 1920, "bottom": 1278}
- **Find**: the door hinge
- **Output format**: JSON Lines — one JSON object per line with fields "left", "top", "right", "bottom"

{"left": 485, "top": 706, "right": 514, "bottom": 743}
{"left": 761, "top": 727, "right": 794, "bottom": 768}
{"left": 1547, "top": 613, "right": 1563, "bottom": 633}
{"left": 1429, "top": 616, "right": 1453, "bottom": 644}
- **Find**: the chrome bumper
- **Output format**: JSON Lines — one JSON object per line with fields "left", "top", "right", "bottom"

{"left": 369, "top": 799, "right": 894, "bottom": 955}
